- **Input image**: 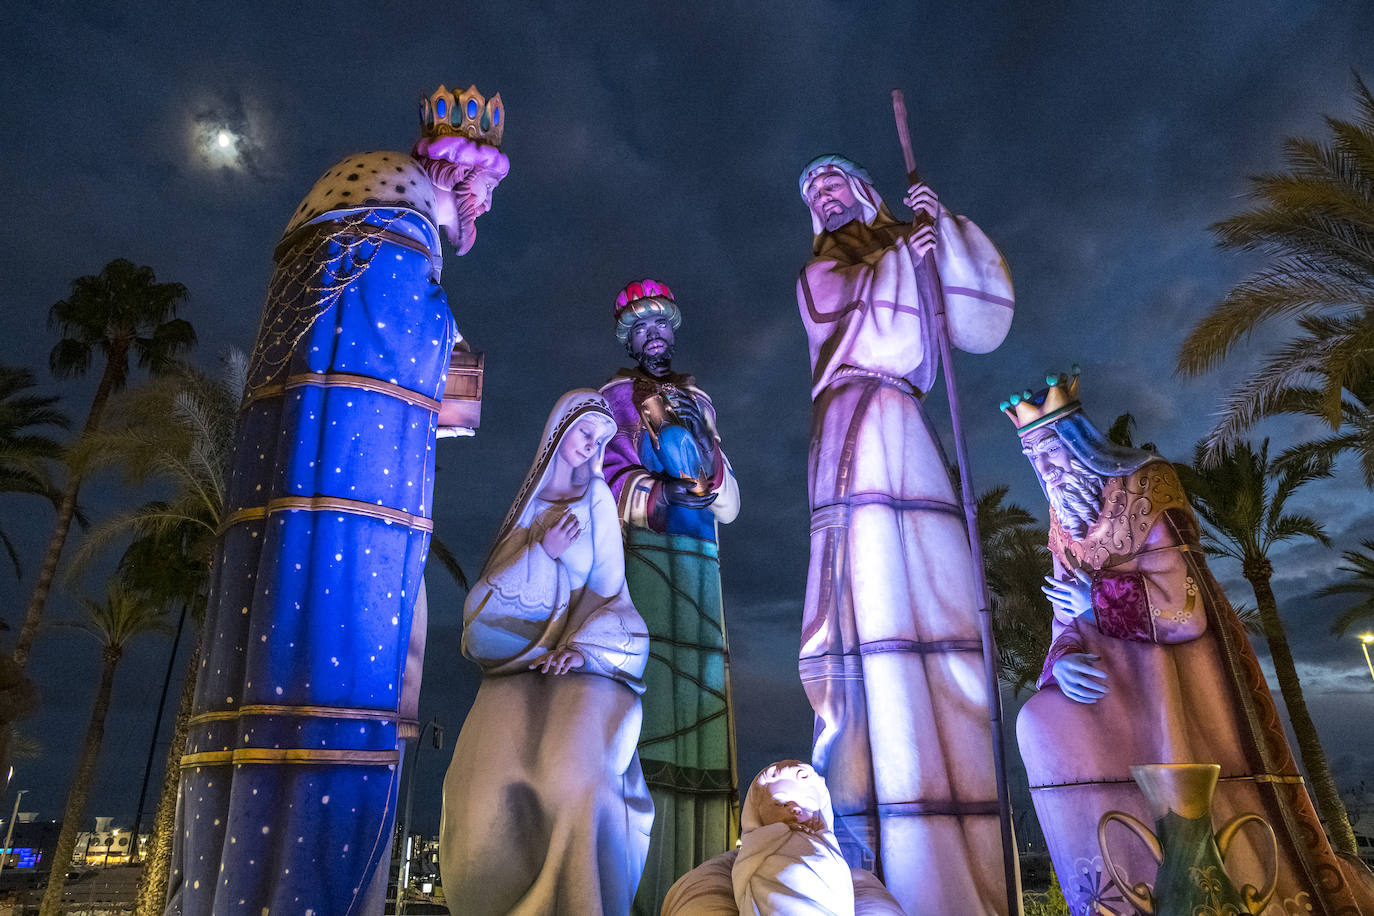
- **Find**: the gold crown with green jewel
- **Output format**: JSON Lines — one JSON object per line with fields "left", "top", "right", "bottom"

{"left": 1001, "top": 366, "right": 1082, "bottom": 436}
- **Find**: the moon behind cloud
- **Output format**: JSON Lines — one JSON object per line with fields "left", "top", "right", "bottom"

{"left": 188, "top": 92, "right": 269, "bottom": 175}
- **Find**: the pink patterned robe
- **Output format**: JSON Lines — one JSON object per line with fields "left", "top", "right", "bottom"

{"left": 1020, "top": 462, "right": 1374, "bottom": 916}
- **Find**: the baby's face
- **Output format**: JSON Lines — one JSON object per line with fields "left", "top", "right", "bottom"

{"left": 754, "top": 763, "right": 829, "bottom": 833}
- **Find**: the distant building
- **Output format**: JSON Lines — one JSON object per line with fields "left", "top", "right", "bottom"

{"left": 72, "top": 817, "right": 148, "bottom": 867}
{"left": 0, "top": 814, "right": 59, "bottom": 872}
{"left": 0, "top": 816, "right": 61, "bottom": 907}
{"left": 388, "top": 831, "right": 445, "bottom": 914}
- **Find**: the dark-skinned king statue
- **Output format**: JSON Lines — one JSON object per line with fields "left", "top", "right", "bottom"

{"left": 598, "top": 279, "right": 742, "bottom": 914}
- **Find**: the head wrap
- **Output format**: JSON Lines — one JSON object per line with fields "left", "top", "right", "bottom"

{"left": 798, "top": 154, "right": 886, "bottom": 235}
{"left": 613, "top": 278, "right": 682, "bottom": 343}
{"left": 1025, "top": 410, "right": 1163, "bottom": 504}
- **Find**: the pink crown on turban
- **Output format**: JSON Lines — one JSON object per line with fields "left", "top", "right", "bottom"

{"left": 614, "top": 279, "right": 682, "bottom": 343}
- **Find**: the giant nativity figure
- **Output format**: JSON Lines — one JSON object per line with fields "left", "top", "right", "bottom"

{"left": 165, "top": 84, "right": 508, "bottom": 915}
{"left": 597, "top": 279, "right": 742, "bottom": 914}
{"left": 1008, "top": 370, "right": 1374, "bottom": 916}
{"left": 795, "top": 154, "right": 1016, "bottom": 915}
{"left": 438, "top": 389, "right": 653, "bottom": 915}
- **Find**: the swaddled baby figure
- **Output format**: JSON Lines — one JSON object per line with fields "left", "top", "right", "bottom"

{"left": 661, "top": 761, "right": 902, "bottom": 916}
{"left": 732, "top": 760, "right": 854, "bottom": 916}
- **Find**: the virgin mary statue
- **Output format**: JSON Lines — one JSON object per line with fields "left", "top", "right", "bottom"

{"left": 439, "top": 389, "right": 654, "bottom": 915}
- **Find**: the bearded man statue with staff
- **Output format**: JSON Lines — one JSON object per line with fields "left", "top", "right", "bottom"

{"left": 794, "top": 151, "right": 1016, "bottom": 914}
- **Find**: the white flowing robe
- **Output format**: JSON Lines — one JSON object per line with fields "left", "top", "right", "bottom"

{"left": 440, "top": 423, "right": 653, "bottom": 914}
{"left": 796, "top": 204, "right": 1015, "bottom": 914}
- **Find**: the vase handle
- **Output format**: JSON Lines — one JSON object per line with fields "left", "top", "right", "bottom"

{"left": 1216, "top": 813, "right": 1278, "bottom": 915}
{"left": 1098, "top": 810, "right": 1163, "bottom": 915}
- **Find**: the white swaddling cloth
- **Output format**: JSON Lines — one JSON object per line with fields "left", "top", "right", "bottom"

{"left": 732, "top": 761, "right": 854, "bottom": 916}
{"left": 661, "top": 760, "right": 902, "bottom": 916}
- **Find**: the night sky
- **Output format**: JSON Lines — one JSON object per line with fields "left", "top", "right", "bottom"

{"left": 2, "top": 1, "right": 1373, "bottom": 841}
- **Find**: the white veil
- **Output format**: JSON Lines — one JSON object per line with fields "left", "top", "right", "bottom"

{"left": 486, "top": 388, "right": 617, "bottom": 557}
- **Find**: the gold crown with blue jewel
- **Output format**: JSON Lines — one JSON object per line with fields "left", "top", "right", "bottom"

{"left": 419, "top": 84, "right": 504, "bottom": 147}
{"left": 1001, "top": 366, "right": 1082, "bottom": 436}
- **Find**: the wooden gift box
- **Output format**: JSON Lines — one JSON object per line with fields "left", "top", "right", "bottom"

{"left": 438, "top": 348, "right": 484, "bottom": 431}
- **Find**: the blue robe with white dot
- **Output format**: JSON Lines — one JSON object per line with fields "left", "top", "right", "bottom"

{"left": 167, "top": 199, "right": 454, "bottom": 915}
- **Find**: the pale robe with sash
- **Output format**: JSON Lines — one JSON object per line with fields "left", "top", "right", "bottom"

{"left": 439, "top": 390, "right": 654, "bottom": 916}
{"left": 796, "top": 188, "right": 1015, "bottom": 914}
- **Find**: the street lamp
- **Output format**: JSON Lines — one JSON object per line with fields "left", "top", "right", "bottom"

{"left": 0, "top": 788, "right": 28, "bottom": 878}
{"left": 397, "top": 717, "right": 443, "bottom": 915}
{"left": 1360, "top": 633, "right": 1374, "bottom": 685}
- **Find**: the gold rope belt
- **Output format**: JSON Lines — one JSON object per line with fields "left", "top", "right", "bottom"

{"left": 181, "top": 748, "right": 399, "bottom": 768}
{"left": 1030, "top": 772, "right": 1306, "bottom": 790}
{"left": 218, "top": 494, "right": 433, "bottom": 536}
{"left": 189, "top": 704, "right": 402, "bottom": 726}
{"left": 183, "top": 704, "right": 407, "bottom": 768}
{"left": 242, "top": 370, "right": 442, "bottom": 413}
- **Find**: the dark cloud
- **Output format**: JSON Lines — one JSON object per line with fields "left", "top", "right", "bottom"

{"left": 2, "top": 0, "right": 1373, "bottom": 838}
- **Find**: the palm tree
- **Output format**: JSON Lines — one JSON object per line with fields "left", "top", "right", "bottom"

{"left": 12, "top": 258, "right": 194, "bottom": 670}
{"left": 123, "top": 526, "right": 208, "bottom": 916}
{"left": 1104, "top": 411, "right": 1157, "bottom": 453}
{"left": 1317, "top": 539, "right": 1374, "bottom": 637}
{"left": 61, "top": 358, "right": 239, "bottom": 916}
{"left": 37, "top": 585, "right": 171, "bottom": 916}
{"left": 0, "top": 365, "right": 68, "bottom": 578}
{"left": 1177, "top": 75, "right": 1374, "bottom": 472}
{"left": 1174, "top": 438, "right": 1359, "bottom": 855}
{"left": 0, "top": 366, "right": 68, "bottom": 786}
{"left": 65, "top": 357, "right": 239, "bottom": 575}
{"left": 988, "top": 527, "right": 1056, "bottom": 693}
{"left": 978, "top": 484, "right": 1055, "bottom": 692}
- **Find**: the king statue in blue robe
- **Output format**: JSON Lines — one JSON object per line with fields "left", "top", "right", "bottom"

{"left": 164, "top": 84, "right": 509, "bottom": 915}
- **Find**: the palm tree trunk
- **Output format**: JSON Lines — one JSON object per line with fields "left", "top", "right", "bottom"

{"left": 133, "top": 639, "right": 199, "bottom": 916}
{"left": 12, "top": 350, "right": 126, "bottom": 672}
{"left": 1246, "top": 568, "right": 1359, "bottom": 856}
{"left": 11, "top": 478, "right": 81, "bottom": 671}
{"left": 38, "top": 646, "right": 121, "bottom": 916}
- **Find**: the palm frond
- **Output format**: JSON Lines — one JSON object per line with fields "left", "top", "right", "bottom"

{"left": 0, "top": 528, "right": 22, "bottom": 578}
{"left": 1228, "top": 602, "right": 1267, "bottom": 637}
{"left": 426, "top": 535, "right": 469, "bottom": 592}
{"left": 1178, "top": 77, "right": 1374, "bottom": 501}
{"left": 68, "top": 584, "right": 174, "bottom": 650}
{"left": 1264, "top": 513, "right": 1331, "bottom": 550}
{"left": 1318, "top": 540, "right": 1374, "bottom": 635}
{"left": 1106, "top": 413, "right": 1137, "bottom": 448}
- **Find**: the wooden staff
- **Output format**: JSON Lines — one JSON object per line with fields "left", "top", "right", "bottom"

{"left": 892, "top": 87, "right": 1023, "bottom": 916}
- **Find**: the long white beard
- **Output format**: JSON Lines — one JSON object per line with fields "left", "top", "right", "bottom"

{"left": 1047, "top": 461, "right": 1105, "bottom": 540}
